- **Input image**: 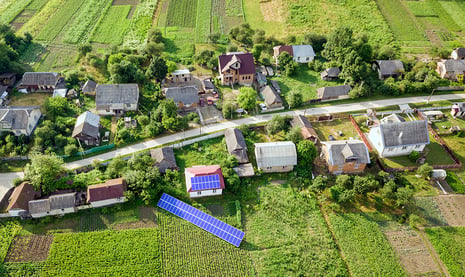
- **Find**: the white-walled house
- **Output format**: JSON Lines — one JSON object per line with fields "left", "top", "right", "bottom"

{"left": 95, "top": 84, "right": 139, "bottom": 115}
{"left": 87, "top": 178, "right": 127, "bottom": 208}
{"left": 185, "top": 165, "right": 225, "bottom": 198}
{"left": 48, "top": 193, "right": 76, "bottom": 216}
{"left": 254, "top": 141, "right": 297, "bottom": 173}
{"left": 368, "top": 116, "right": 430, "bottom": 157}
{"left": 29, "top": 199, "right": 50, "bottom": 218}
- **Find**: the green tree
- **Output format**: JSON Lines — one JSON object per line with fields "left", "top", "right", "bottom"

{"left": 146, "top": 56, "right": 167, "bottom": 81}
{"left": 266, "top": 115, "right": 291, "bottom": 135}
{"left": 145, "top": 42, "right": 164, "bottom": 57}
{"left": 310, "top": 175, "right": 327, "bottom": 192}
{"left": 303, "top": 33, "right": 327, "bottom": 52}
{"left": 237, "top": 87, "right": 257, "bottom": 111}
{"left": 222, "top": 101, "right": 235, "bottom": 119}
{"left": 287, "top": 91, "right": 303, "bottom": 108}
{"left": 297, "top": 140, "right": 317, "bottom": 166}
{"left": 64, "top": 144, "right": 78, "bottom": 156}
{"left": 285, "top": 127, "right": 302, "bottom": 144}
{"left": 335, "top": 174, "right": 352, "bottom": 189}
{"left": 105, "top": 157, "right": 127, "bottom": 179}
{"left": 77, "top": 43, "right": 92, "bottom": 58}
{"left": 417, "top": 163, "right": 433, "bottom": 179}
{"left": 252, "top": 44, "right": 263, "bottom": 60}
{"left": 322, "top": 27, "right": 354, "bottom": 64}
{"left": 147, "top": 28, "right": 163, "bottom": 43}
{"left": 24, "top": 153, "right": 65, "bottom": 194}
{"left": 44, "top": 97, "right": 71, "bottom": 119}
{"left": 395, "top": 186, "right": 414, "bottom": 208}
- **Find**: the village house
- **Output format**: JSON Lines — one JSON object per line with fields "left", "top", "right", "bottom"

{"left": 185, "top": 165, "right": 225, "bottom": 198}
{"left": 372, "top": 60, "right": 404, "bottom": 80}
{"left": 172, "top": 69, "right": 192, "bottom": 83}
{"left": 0, "top": 106, "right": 41, "bottom": 136}
{"left": 202, "top": 79, "right": 215, "bottom": 94}
{"left": 28, "top": 199, "right": 50, "bottom": 218}
{"left": 17, "top": 72, "right": 64, "bottom": 93}
{"left": 321, "top": 140, "right": 370, "bottom": 174}
{"left": 218, "top": 52, "right": 255, "bottom": 86}
{"left": 48, "top": 193, "right": 76, "bottom": 216}
{"left": 254, "top": 141, "right": 297, "bottom": 173}
{"left": 95, "top": 84, "right": 139, "bottom": 115}
{"left": 451, "top": 103, "right": 465, "bottom": 118}
{"left": 260, "top": 86, "right": 283, "bottom": 109}
{"left": 436, "top": 60, "right": 465, "bottom": 81}
{"left": 6, "top": 182, "right": 39, "bottom": 217}
{"left": 290, "top": 115, "right": 318, "bottom": 143}
{"left": 81, "top": 79, "right": 97, "bottom": 96}
{"left": 0, "top": 73, "right": 16, "bottom": 88}
{"left": 72, "top": 111, "right": 100, "bottom": 146}
{"left": 273, "top": 45, "right": 315, "bottom": 63}
{"left": 451, "top": 48, "right": 465, "bottom": 60}
{"left": 165, "top": 86, "right": 199, "bottom": 110}
{"left": 320, "top": 67, "right": 341, "bottom": 81}
{"left": 225, "top": 128, "right": 249, "bottom": 164}
{"left": 317, "top": 85, "right": 351, "bottom": 101}
{"left": 87, "top": 178, "right": 127, "bottom": 208}
{"left": 368, "top": 115, "right": 430, "bottom": 157}
{"left": 150, "top": 147, "right": 179, "bottom": 173}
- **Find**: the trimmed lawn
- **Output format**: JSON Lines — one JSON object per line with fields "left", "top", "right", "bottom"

{"left": 311, "top": 118, "right": 358, "bottom": 141}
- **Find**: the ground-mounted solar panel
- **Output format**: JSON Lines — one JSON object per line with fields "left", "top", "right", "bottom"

{"left": 191, "top": 174, "right": 221, "bottom": 191}
{"left": 157, "top": 193, "right": 245, "bottom": 247}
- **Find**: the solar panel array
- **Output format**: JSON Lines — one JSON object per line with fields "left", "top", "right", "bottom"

{"left": 157, "top": 193, "right": 245, "bottom": 247}
{"left": 190, "top": 174, "right": 221, "bottom": 191}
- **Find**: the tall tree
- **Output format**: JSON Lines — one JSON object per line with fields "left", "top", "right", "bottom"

{"left": 237, "top": 87, "right": 257, "bottom": 111}
{"left": 146, "top": 56, "right": 168, "bottom": 81}
{"left": 24, "top": 153, "right": 66, "bottom": 194}
{"left": 322, "top": 27, "right": 354, "bottom": 64}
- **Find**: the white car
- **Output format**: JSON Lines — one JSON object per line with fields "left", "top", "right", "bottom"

{"left": 259, "top": 103, "right": 267, "bottom": 110}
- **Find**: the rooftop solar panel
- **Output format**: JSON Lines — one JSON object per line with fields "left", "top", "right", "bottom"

{"left": 191, "top": 174, "right": 221, "bottom": 191}
{"left": 157, "top": 193, "right": 245, "bottom": 247}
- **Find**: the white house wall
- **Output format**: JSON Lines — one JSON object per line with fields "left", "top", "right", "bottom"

{"left": 189, "top": 189, "right": 222, "bottom": 198}
{"left": 90, "top": 198, "right": 126, "bottom": 208}
{"left": 381, "top": 144, "right": 426, "bottom": 157}
{"left": 8, "top": 208, "right": 26, "bottom": 217}
{"left": 49, "top": 207, "right": 75, "bottom": 216}
{"left": 30, "top": 212, "right": 48, "bottom": 218}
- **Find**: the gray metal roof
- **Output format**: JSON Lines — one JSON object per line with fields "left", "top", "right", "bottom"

{"left": 0, "top": 106, "right": 40, "bottom": 131}
{"left": 225, "top": 128, "right": 248, "bottom": 163}
{"left": 254, "top": 141, "right": 297, "bottom": 168}
{"left": 261, "top": 86, "right": 282, "bottom": 107}
{"left": 82, "top": 80, "right": 97, "bottom": 93}
{"left": 95, "top": 84, "right": 139, "bottom": 105}
{"left": 317, "top": 85, "right": 351, "bottom": 99}
{"left": 321, "top": 140, "right": 370, "bottom": 166}
{"left": 321, "top": 67, "right": 340, "bottom": 78}
{"left": 165, "top": 86, "right": 199, "bottom": 106}
{"left": 270, "top": 80, "right": 280, "bottom": 92}
{"left": 453, "top": 48, "right": 465, "bottom": 58}
{"left": 233, "top": 163, "right": 255, "bottom": 177}
{"left": 19, "top": 72, "right": 60, "bottom": 86}
{"left": 72, "top": 111, "right": 100, "bottom": 139}
{"left": 150, "top": 147, "right": 178, "bottom": 173}
{"left": 441, "top": 60, "right": 465, "bottom": 73}
{"left": 291, "top": 45, "right": 315, "bottom": 58}
{"left": 49, "top": 193, "right": 75, "bottom": 210}
{"left": 28, "top": 199, "right": 50, "bottom": 214}
{"left": 374, "top": 60, "right": 404, "bottom": 75}
{"left": 380, "top": 120, "right": 430, "bottom": 147}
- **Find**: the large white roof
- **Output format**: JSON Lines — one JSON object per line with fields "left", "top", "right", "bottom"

{"left": 254, "top": 141, "right": 297, "bottom": 168}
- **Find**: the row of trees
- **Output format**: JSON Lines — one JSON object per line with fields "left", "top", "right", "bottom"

{"left": 0, "top": 24, "right": 33, "bottom": 75}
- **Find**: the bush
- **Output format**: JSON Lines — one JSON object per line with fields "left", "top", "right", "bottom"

{"left": 408, "top": 150, "right": 420, "bottom": 163}
{"left": 64, "top": 144, "right": 78, "bottom": 156}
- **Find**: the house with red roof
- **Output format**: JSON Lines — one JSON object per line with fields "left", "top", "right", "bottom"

{"left": 86, "top": 178, "right": 127, "bottom": 208}
{"left": 6, "top": 182, "right": 40, "bottom": 217}
{"left": 185, "top": 165, "right": 225, "bottom": 198}
{"left": 218, "top": 52, "right": 255, "bottom": 86}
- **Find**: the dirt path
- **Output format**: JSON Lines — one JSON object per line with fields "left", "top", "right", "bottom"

{"left": 418, "top": 228, "right": 450, "bottom": 277}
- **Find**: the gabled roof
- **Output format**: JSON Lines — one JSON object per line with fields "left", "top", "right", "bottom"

{"left": 380, "top": 114, "right": 405, "bottom": 124}
{"left": 185, "top": 165, "right": 225, "bottom": 192}
{"left": 87, "top": 178, "right": 126, "bottom": 203}
{"left": 18, "top": 72, "right": 60, "bottom": 86}
{"left": 82, "top": 80, "right": 97, "bottom": 93}
{"left": 218, "top": 53, "right": 255, "bottom": 75}
{"left": 254, "top": 141, "right": 297, "bottom": 168}
{"left": 95, "top": 84, "right": 139, "bottom": 105}
{"left": 440, "top": 60, "right": 465, "bottom": 73}
{"left": 321, "top": 67, "right": 340, "bottom": 79}
{"left": 165, "top": 86, "right": 199, "bottom": 106}
{"left": 28, "top": 199, "right": 50, "bottom": 214}
{"left": 7, "top": 182, "right": 39, "bottom": 212}
{"left": 173, "top": 69, "right": 190, "bottom": 75}
{"left": 374, "top": 60, "right": 404, "bottom": 75}
{"left": 379, "top": 120, "right": 430, "bottom": 147}
{"left": 270, "top": 80, "right": 280, "bottom": 92}
{"left": 256, "top": 72, "right": 267, "bottom": 84}
{"left": 233, "top": 163, "right": 255, "bottom": 177}
{"left": 224, "top": 128, "right": 248, "bottom": 163}
{"left": 291, "top": 115, "right": 318, "bottom": 140}
{"left": 72, "top": 111, "right": 100, "bottom": 139}
{"left": 0, "top": 106, "right": 41, "bottom": 131}
{"left": 317, "top": 85, "right": 351, "bottom": 99}
{"left": 203, "top": 79, "right": 215, "bottom": 90}
{"left": 261, "top": 86, "right": 282, "bottom": 107}
{"left": 453, "top": 48, "right": 465, "bottom": 58}
{"left": 291, "top": 45, "right": 315, "bottom": 58}
{"left": 150, "top": 147, "right": 179, "bottom": 173}
{"left": 273, "top": 45, "right": 293, "bottom": 56}
{"left": 49, "top": 193, "right": 75, "bottom": 210}
{"left": 321, "top": 140, "right": 370, "bottom": 166}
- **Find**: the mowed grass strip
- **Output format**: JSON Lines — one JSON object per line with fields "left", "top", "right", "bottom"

{"left": 42, "top": 229, "right": 161, "bottom": 276}
{"left": 329, "top": 213, "right": 407, "bottom": 277}
{"left": 62, "top": 0, "right": 112, "bottom": 44}
{"left": 19, "top": 0, "right": 66, "bottom": 37}
{"left": 425, "top": 227, "right": 465, "bottom": 276}
{"left": 195, "top": 0, "right": 212, "bottom": 43}
{"left": 36, "top": 0, "right": 84, "bottom": 41}
{"left": 375, "top": 0, "right": 427, "bottom": 41}
{"left": 0, "top": 0, "right": 33, "bottom": 24}
{"left": 91, "top": 6, "right": 131, "bottom": 45}
{"left": 166, "top": 0, "right": 197, "bottom": 28}
{"left": 124, "top": 0, "right": 159, "bottom": 47}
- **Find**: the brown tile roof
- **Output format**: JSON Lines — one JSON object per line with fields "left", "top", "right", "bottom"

{"left": 7, "top": 182, "right": 39, "bottom": 212}
{"left": 218, "top": 53, "right": 255, "bottom": 75}
{"left": 87, "top": 178, "right": 126, "bottom": 203}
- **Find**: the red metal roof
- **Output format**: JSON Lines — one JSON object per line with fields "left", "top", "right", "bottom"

{"left": 86, "top": 178, "right": 126, "bottom": 203}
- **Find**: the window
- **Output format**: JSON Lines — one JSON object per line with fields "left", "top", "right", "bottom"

{"left": 267, "top": 167, "right": 272, "bottom": 170}
{"left": 306, "top": 57, "right": 309, "bottom": 61}
{"left": 415, "top": 145, "right": 421, "bottom": 149}
{"left": 212, "top": 189, "right": 217, "bottom": 193}
{"left": 388, "top": 148, "right": 393, "bottom": 152}
{"left": 354, "top": 164, "right": 360, "bottom": 169}
{"left": 402, "top": 146, "right": 408, "bottom": 150}
{"left": 197, "top": 191, "right": 202, "bottom": 195}
{"left": 126, "top": 104, "right": 131, "bottom": 108}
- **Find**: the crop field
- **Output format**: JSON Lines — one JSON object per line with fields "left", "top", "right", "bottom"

{"left": 245, "top": 185, "right": 348, "bottom": 276}
{"left": 426, "top": 227, "right": 465, "bottom": 276}
{"left": 90, "top": 6, "right": 132, "bottom": 45}
{"left": 329, "top": 213, "right": 406, "bottom": 277}
{"left": 166, "top": 0, "right": 197, "bottom": 28}
{"left": 19, "top": 0, "right": 66, "bottom": 37}
{"left": 0, "top": 0, "right": 33, "bottom": 24}
{"left": 123, "top": 0, "right": 158, "bottom": 48}
{"left": 5, "top": 235, "right": 53, "bottom": 263}
{"left": 0, "top": 221, "right": 22, "bottom": 262}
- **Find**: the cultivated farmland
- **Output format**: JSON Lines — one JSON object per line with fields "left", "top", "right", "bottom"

{"left": 91, "top": 6, "right": 132, "bottom": 45}
{"left": 426, "top": 227, "right": 465, "bottom": 276}
{"left": 0, "top": 221, "right": 22, "bottom": 262}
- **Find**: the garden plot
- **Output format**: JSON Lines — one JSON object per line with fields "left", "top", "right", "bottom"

{"left": 5, "top": 235, "right": 54, "bottom": 262}
{"left": 433, "top": 195, "right": 465, "bottom": 226}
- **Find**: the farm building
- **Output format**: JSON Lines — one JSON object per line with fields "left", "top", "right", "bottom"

{"left": 320, "top": 68, "right": 341, "bottom": 81}
{"left": 273, "top": 45, "right": 315, "bottom": 63}
{"left": 321, "top": 140, "right": 370, "bottom": 174}
{"left": 451, "top": 48, "right": 465, "bottom": 60}
{"left": 436, "top": 60, "right": 465, "bottom": 81}
{"left": 0, "top": 73, "right": 16, "bottom": 88}
{"left": 72, "top": 111, "right": 100, "bottom": 146}
{"left": 95, "top": 84, "right": 139, "bottom": 115}
{"left": 254, "top": 141, "right": 297, "bottom": 173}
{"left": 202, "top": 79, "right": 215, "bottom": 93}
{"left": 451, "top": 103, "right": 465, "bottom": 117}
{"left": 317, "top": 85, "right": 351, "bottom": 101}
{"left": 218, "top": 52, "right": 255, "bottom": 86}
{"left": 81, "top": 80, "right": 97, "bottom": 96}
{"left": 372, "top": 60, "right": 404, "bottom": 80}
{"left": 423, "top": 110, "right": 444, "bottom": 121}
{"left": 28, "top": 199, "right": 50, "bottom": 218}
{"left": 0, "top": 106, "right": 41, "bottom": 136}
{"left": 172, "top": 69, "right": 192, "bottom": 83}
{"left": 150, "top": 147, "right": 179, "bottom": 173}
{"left": 368, "top": 117, "right": 430, "bottom": 157}
{"left": 185, "top": 165, "right": 225, "bottom": 198}
{"left": 225, "top": 128, "right": 249, "bottom": 164}
{"left": 87, "top": 178, "right": 127, "bottom": 208}
{"left": 17, "top": 72, "right": 64, "bottom": 93}
{"left": 6, "top": 182, "right": 39, "bottom": 217}
{"left": 260, "top": 86, "right": 283, "bottom": 109}
{"left": 290, "top": 115, "right": 318, "bottom": 143}
{"left": 165, "top": 86, "right": 199, "bottom": 109}
{"left": 49, "top": 193, "right": 76, "bottom": 216}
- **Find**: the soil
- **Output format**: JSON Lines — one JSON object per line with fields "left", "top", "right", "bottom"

{"left": 384, "top": 227, "right": 443, "bottom": 277}
{"left": 260, "top": 0, "right": 283, "bottom": 22}
{"left": 433, "top": 195, "right": 465, "bottom": 226}
{"left": 112, "top": 206, "right": 157, "bottom": 230}
{"left": 112, "top": 0, "right": 139, "bottom": 5}
{"left": 5, "top": 235, "right": 54, "bottom": 263}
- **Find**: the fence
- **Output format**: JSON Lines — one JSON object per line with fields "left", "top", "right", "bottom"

{"left": 0, "top": 156, "right": 29, "bottom": 161}
{"left": 171, "top": 131, "right": 225, "bottom": 149}
{"left": 436, "top": 86, "right": 465, "bottom": 91}
{"left": 348, "top": 115, "right": 372, "bottom": 151}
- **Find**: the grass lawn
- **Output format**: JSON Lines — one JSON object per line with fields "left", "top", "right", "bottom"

{"left": 243, "top": 0, "right": 287, "bottom": 39}
{"left": 8, "top": 92, "right": 49, "bottom": 109}
{"left": 425, "top": 227, "right": 465, "bottom": 276}
{"left": 431, "top": 116, "right": 465, "bottom": 135}
{"left": 311, "top": 118, "right": 358, "bottom": 141}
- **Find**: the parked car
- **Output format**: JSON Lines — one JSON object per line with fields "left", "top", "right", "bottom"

{"left": 259, "top": 103, "right": 267, "bottom": 111}
{"left": 207, "top": 97, "right": 214, "bottom": 105}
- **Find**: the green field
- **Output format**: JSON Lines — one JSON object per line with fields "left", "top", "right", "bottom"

{"left": 36, "top": 0, "right": 84, "bottom": 41}
{"left": 329, "top": 213, "right": 406, "bottom": 277}
{"left": 0, "top": 0, "right": 33, "bottom": 24}
{"left": 166, "top": 0, "right": 197, "bottom": 28}
{"left": 0, "top": 221, "right": 22, "bottom": 262}
{"left": 426, "top": 227, "right": 465, "bottom": 276}
{"left": 91, "top": 6, "right": 132, "bottom": 45}
{"left": 123, "top": 0, "right": 159, "bottom": 48}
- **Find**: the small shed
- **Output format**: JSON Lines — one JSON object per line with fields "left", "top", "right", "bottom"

{"left": 431, "top": 169, "right": 447, "bottom": 180}
{"left": 225, "top": 128, "right": 249, "bottom": 164}
{"left": 0, "top": 73, "right": 16, "bottom": 88}
{"left": 28, "top": 199, "right": 51, "bottom": 218}
{"left": 82, "top": 80, "right": 97, "bottom": 96}
{"left": 270, "top": 80, "right": 281, "bottom": 94}
{"left": 317, "top": 85, "right": 351, "bottom": 101}
{"left": 260, "top": 86, "right": 282, "bottom": 109}
{"left": 203, "top": 79, "right": 215, "bottom": 93}
{"left": 172, "top": 69, "right": 192, "bottom": 83}
{"left": 233, "top": 163, "right": 255, "bottom": 177}
{"left": 320, "top": 68, "right": 340, "bottom": 81}
{"left": 150, "top": 147, "right": 179, "bottom": 173}
{"left": 423, "top": 110, "right": 444, "bottom": 121}
{"left": 87, "top": 178, "right": 127, "bottom": 208}
{"left": 372, "top": 60, "right": 404, "bottom": 80}
{"left": 290, "top": 115, "right": 318, "bottom": 143}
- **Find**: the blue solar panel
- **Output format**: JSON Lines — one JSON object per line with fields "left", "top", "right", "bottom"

{"left": 157, "top": 193, "right": 245, "bottom": 247}
{"left": 191, "top": 174, "right": 221, "bottom": 191}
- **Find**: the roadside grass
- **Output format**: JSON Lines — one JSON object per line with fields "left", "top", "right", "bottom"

{"left": 425, "top": 227, "right": 465, "bottom": 276}
{"left": 311, "top": 119, "right": 358, "bottom": 141}
{"left": 0, "top": 160, "right": 28, "bottom": 173}
{"left": 90, "top": 5, "right": 132, "bottom": 45}
{"left": 329, "top": 213, "right": 407, "bottom": 277}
